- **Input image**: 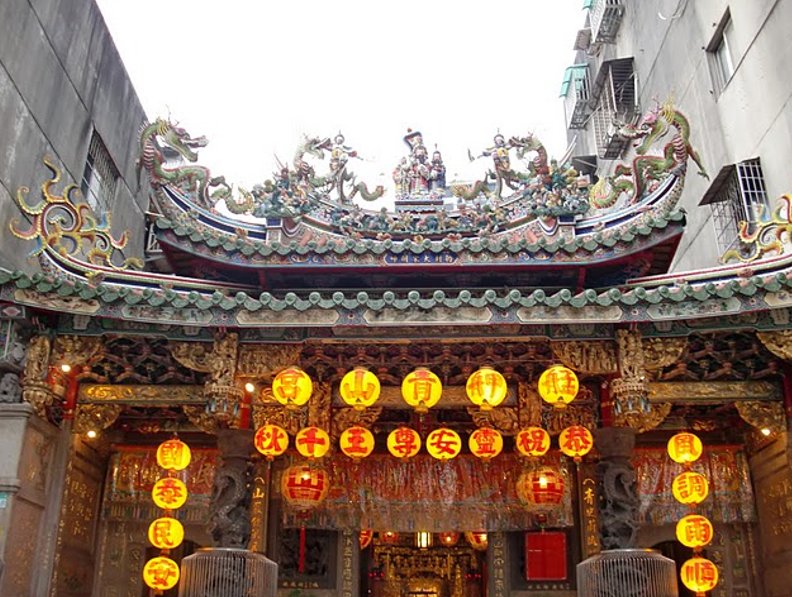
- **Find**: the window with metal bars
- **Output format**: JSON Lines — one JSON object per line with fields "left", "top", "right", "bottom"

{"left": 80, "top": 131, "right": 119, "bottom": 212}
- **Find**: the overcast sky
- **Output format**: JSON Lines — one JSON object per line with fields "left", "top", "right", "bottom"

{"left": 96, "top": 1, "right": 586, "bottom": 206}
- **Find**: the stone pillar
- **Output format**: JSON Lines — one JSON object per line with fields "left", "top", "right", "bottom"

{"left": 486, "top": 532, "right": 510, "bottom": 597}
{"left": 594, "top": 427, "right": 639, "bottom": 550}
{"left": 210, "top": 429, "right": 255, "bottom": 549}
{"left": 338, "top": 529, "right": 359, "bottom": 597}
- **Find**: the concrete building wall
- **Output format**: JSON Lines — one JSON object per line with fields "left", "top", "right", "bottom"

{"left": 0, "top": 0, "right": 148, "bottom": 273}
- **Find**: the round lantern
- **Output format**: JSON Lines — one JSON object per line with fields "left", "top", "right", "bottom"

{"left": 254, "top": 424, "right": 289, "bottom": 460}
{"left": 671, "top": 471, "right": 709, "bottom": 506}
{"left": 438, "top": 532, "right": 460, "bottom": 547}
{"left": 680, "top": 556, "right": 719, "bottom": 593}
{"left": 559, "top": 425, "right": 594, "bottom": 460}
{"left": 148, "top": 517, "right": 185, "bottom": 550}
{"left": 676, "top": 514, "right": 714, "bottom": 549}
{"left": 340, "top": 368, "right": 381, "bottom": 410}
{"left": 359, "top": 529, "right": 374, "bottom": 549}
{"left": 516, "top": 467, "right": 565, "bottom": 506}
{"left": 339, "top": 426, "right": 375, "bottom": 459}
{"left": 272, "top": 366, "right": 313, "bottom": 408}
{"left": 281, "top": 465, "right": 329, "bottom": 511}
{"left": 151, "top": 477, "right": 188, "bottom": 510}
{"left": 401, "top": 367, "right": 442, "bottom": 413}
{"left": 538, "top": 365, "right": 579, "bottom": 409}
{"left": 466, "top": 366, "right": 508, "bottom": 410}
{"left": 667, "top": 432, "right": 704, "bottom": 465}
{"left": 464, "top": 531, "right": 488, "bottom": 551}
{"left": 387, "top": 427, "right": 422, "bottom": 459}
{"left": 380, "top": 531, "right": 400, "bottom": 545}
{"left": 295, "top": 426, "right": 331, "bottom": 459}
{"left": 156, "top": 438, "right": 191, "bottom": 471}
{"left": 426, "top": 427, "right": 462, "bottom": 461}
{"left": 469, "top": 427, "right": 503, "bottom": 460}
{"left": 516, "top": 427, "right": 551, "bottom": 457}
{"left": 142, "top": 556, "right": 180, "bottom": 591}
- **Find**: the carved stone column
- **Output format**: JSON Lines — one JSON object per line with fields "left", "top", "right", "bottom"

{"left": 594, "top": 427, "right": 639, "bottom": 550}
{"left": 210, "top": 429, "right": 255, "bottom": 549}
{"left": 20, "top": 334, "right": 53, "bottom": 418}
{"left": 486, "top": 532, "right": 510, "bottom": 597}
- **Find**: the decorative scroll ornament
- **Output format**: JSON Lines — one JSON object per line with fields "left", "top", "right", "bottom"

{"left": 72, "top": 404, "right": 122, "bottom": 434}
{"left": 551, "top": 341, "right": 618, "bottom": 375}
{"left": 757, "top": 330, "right": 792, "bottom": 362}
{"left": 52, "top": 336, "right": 103, "bottom": 367}
{"left": 331, "top": 406, "right": 382, "bottom": 440}
{"left": 721, "top": 194, "right": 792, "bottom": 263}
{"left": 735, "top": 400, "right": 785, "bottom": 434}
{"left": 10, "top": 157, "right": 142, "bottom": 274}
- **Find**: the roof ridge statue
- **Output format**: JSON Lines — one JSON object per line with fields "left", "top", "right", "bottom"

{"left": 393, "top": 129, "right": 447, "bottom": 200}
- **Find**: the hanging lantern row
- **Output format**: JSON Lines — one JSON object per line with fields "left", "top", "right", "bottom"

{"left": 667, "top": 431, "right": 719, "bottom": 595}
{"left": 143, "top": 438, "right": 191, "bottom": 593}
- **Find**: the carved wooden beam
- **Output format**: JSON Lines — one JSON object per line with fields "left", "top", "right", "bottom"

{"left": 648, "top": 380, "right": 781, "bottom": 404}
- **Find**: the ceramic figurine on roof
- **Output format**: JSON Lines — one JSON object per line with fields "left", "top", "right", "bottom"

{"left": 394, "top": 130, "right": 448, "bottom": 200}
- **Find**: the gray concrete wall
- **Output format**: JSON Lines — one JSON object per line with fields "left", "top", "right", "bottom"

{"left": 0, "top": 0, "right": 147, "bottom": 274}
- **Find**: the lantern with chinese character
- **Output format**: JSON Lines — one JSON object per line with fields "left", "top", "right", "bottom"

{"left": 680, "top": 556, "right": 719, "bottom": 593}
{"left": 295, "top": 426, "right": 331, "bottom": 459}
{"left": 667, "top": 432, "right": 704, "bottom": 465}
{"left": 156, "top": 438, "right": 191, "bottom": 471}
{"left": 340, "top": 426, "right": 375, "bottom": 459}
{"left": 464, "top": 531, "right": 488, "bottom": 551}
{"left": 387, "top": 427, "right": 421, "bottom": 459}
{"left": 143, "top": 556, "right": 180, "bottom": 591}
{"left": 148, "top": 517, "right": 185, "bottom": 550}
{"left": 359, "top": 529, "right": 374, "bottom": 549}
{"left": 515, "top": 427, "right": 551, "bottom": 457}
{"left": 671, "top": 471, "right": 709, "bottom": 506}
{"left": 254, "top": 423, "right": 289, "bottom": 460}
{"left": 438, "top": 532, "right": 460, "bottom": 547}
{"left": 401, "top": 367, "right": 442, "bottom": 413}
{"left": 272, "top": 366, "right": 313, "bottom": 408}
{"left": 152, "top": 477, "right": 189, "bottom": 510}
{"left": 516, "top": 467, "right": 565, "bottom": 506}
{"left": 559, "top": 425, "right": 594, "bottom": 460}
{"left": 676, "top": 514, "right": 714, "bottom": 549}
{"left": 427, "top": 427, "right": 462, "bottom": 460}
{"left": 469, "top": 427, "right": 503, "bottom": 460}
{"left": 466, "top": 366, "right": 508, "bottom": 411}
{"left": 340, "top": 368, "right": 381, "bottom": 410}
{"left": 281, "top": 464, "right": 329, "bottom": 511}
{"left": 538, "top": 365, "right": 579, "bottom": 409}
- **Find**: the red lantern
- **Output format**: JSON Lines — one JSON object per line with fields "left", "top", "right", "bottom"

{"left": 380, "top": 531, "right": 400, "bottom": 545}
{"left": 359, "top": 529, "right": 374, "bottom": 549}
{"left": 559, "top": 425, "right": 594, "bottom": 460}
{"left": 281, "top": 465, "right": 329, "bottom": 512}
{"left": 516, "top": 467, "right": 565, "bottom": 506}
{"left": 465, "top": 531, "right": 488, "bottom": 551}
{"left": 438, "top": 531, "right": 460, "bottom": 546}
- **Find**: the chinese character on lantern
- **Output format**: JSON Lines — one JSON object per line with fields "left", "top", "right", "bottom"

{"left": 516, "top": 467, "right": 565, "bottom": 506}
{"left": 469, "top": 427, "right": 503, "bottom": 460}
{"left": 401, "top": 368, "right": 442, "bottom": 413}
{"left": 667, "top": 432, "right": 703, "bottom": 464}
{"left": 295, "top": 426, "right": 330, "bottom": 459}
{"left": 672, "top": 471, "right": 709, "bottom": 505}
{"left": 254, "top": 424, "right": 289, "bottom": 460}
{"left": 387, "top": 427, "right": 422, "bottom": 459}
{"left": 516, "top": 427, "right": 551, "bottom": 457}
{"left": 340, "top": 368, "right": 381, "bottom": 410}
{"left": 680, "top": 556, "right": 719, "bottom": 593}
{"left": 538, "top": 365, "right": 579, "bottom": 408}
{"left": 148, "top": 517, "right": 185, "bottom": 550}
{"left": 272, "top": 366, "right": 313, "bottom": 408}
{"left": 156, "top": 438, "right": 192, "bottom": 471}
{"left": 466, "top": 366, "right": 508, "bottom": 411}
{"left": 676, "top": 514, "right": 714, "bottom": 549}
{"left": 426, "top": 427, "right": 462, "bottom": 460}
{"left": 339, "top": 426, "right": 375, "bottom": 459}
{"left": 281, "top": 465, "right": 329, "bottom": 512}
{"left": 559, "top": 425, "right": 594, "bottom": 460}
{"left": 359, "top": 529, "right": 374, "bottom": 549}
{"left": 151, "top": 477, "right": 189, "bottom": 510}
{"left": 143, "top": 556, "right": 180, "bottom": 591}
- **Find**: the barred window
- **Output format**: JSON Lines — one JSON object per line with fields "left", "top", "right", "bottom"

{"left": 80, "top": 131, "right": 118, "bottom": 212}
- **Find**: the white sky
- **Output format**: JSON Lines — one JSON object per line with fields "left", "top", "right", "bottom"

{"left": 96, "top": 1, "right": 586, "bottom": 207}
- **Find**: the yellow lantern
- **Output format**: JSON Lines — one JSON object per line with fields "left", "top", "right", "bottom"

{"left": 559, "top": 425, "right": 594, "bottom": 460}
{"left": 515, "top": 427, "right": 551, "bottom": 457}
{"left": 272, "top": 366, "right": 313, "bottom": 408}
{"left": 152, "top": 477, "right": 188, "bottom": 510}
{"left": 295, "top": 426, "right": 331, "bottom": 459}
{"left": 469, "top": 427, "right": 503, "bottom": 460}
{"left": 676, "top": 514, "right": 714, "bottom": 549}
{"left": 340, "top": 368, "right": 381, "bottom": 410}
{"left": 359, "top": 529, "right": 374, "bottom": 549}
{"left": 156, "top": 438, "right": 191, "bottom": 471}
{"left": 148, "top": 517, "right": 185, "bottom": 550}
{"left": 538, "top": 365, "right": 579, "bottom": 409}
{"left": 143, "top": 556, "right": 180, "bottom": 591}
{"left": 401, "top": 367, "right": 442, "bottom": 413}
{"left": 254, "top": 424, "right": 289, "bottom": 460}
{"left": 667, "top": 432, "right": 704, "bottom": 464}
{"left": 426, "top": 427, "right": 462, "bottom": 460}
{"left": 466, "top": 366, "right": 508, "bottom": 410}
{"left": 387, "top": 427, "right": 422, "bottom": 459}
{"left": 340, "top": 426, "right": 375, "bottom": 459}
{"left": 672, "top": 471, "right": 709, "bottom": 505}
{"left": 464, "top": 531, "right": 488, "bottom": 551}
{"left": 680, "top": 556, "right": 719, "bottom": 593}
